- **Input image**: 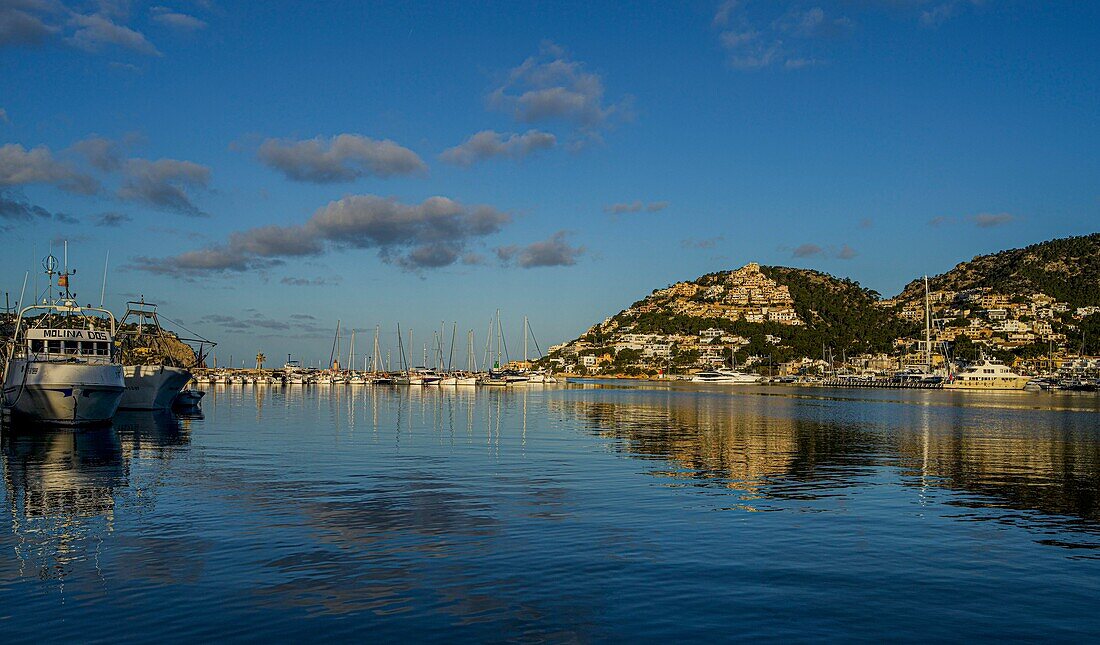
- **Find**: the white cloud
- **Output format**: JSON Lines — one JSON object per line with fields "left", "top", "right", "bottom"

{"left": 68, "top": 12, "right": 161, "bottom": 56}
{"left": 131, "top": 195, "right": 514, "bottom": 275}
{"left": 603, "top": 200, "right": 669, "bottom": 214}
{"left": 118, "top": 157, "right": 210, "bottom": 215}
{"left": 0, "top": 142, "right": 98, "bottom": 194}
{"left": 150, "top": 6, "right": 206, "bottom": 30}
{"left": 439, "top": 130, "right": 556, "bottom": 167}
{"left": 258, "top": 134, "right": 427, "bottom": 183}
{"left": 488, "top": 42, "right": 632, "bottom": 146}
{"left": 495, "top": 230, "right": 584, "bottom": 268}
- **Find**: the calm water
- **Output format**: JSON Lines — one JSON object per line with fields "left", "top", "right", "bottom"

{"left": 2, "top": 382, "right": 1100, "bottom": 642}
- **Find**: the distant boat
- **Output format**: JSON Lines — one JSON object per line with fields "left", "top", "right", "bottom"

{"left": 945, "top": 358, "right": 1030, "bottom": 391}
{"left": 691, "top": 369, "right": 761, "bottom": 384}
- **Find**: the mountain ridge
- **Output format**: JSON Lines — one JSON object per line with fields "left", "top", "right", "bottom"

{"left": 546, "top": 233, "right": 1100, "bottom": 373}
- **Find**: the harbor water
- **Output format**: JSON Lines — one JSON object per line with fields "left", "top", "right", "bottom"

{"left": 2, "top": 382, "right": 1099, "bottom": 642}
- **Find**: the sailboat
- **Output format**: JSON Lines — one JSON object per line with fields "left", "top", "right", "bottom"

{"left": 2, "top": 252, "right": 125, "bottom": 425}
{"left": 367, "top": 326, "right": 393, "bottom": 385}
{"left": 521, "top": 316, "right": 557, "bottom": 383}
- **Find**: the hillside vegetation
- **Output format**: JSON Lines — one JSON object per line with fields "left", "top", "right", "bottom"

{"left": 897, "top": 233, "right": 1100, "bottom": 306}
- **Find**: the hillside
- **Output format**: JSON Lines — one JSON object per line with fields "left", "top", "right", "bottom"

{"left": 896, "top": 233, "right": 1100, "bottom": 307}
{"left": 547, "top": 262, "right": 917, "bottom": 373}
{"left": 546, "top": 233, "right": 1100, "bottom": 375}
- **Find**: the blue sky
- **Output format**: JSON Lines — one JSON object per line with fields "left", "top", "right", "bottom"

{"left": 2, "top": 0, "right": 1097, "bottom": 366}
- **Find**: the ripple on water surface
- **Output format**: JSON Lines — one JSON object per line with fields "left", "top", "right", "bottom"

{"left": 1, "top": 383, "right": 1098, "bottom": 642}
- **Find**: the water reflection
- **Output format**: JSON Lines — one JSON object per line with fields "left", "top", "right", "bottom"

{"left": 1, "top": 411, "right": 194, "bottom": 584}
{"left": 552, "top": 387, "right": 1100, "bottom": 542}
{"left": 2, "top": 426, "right": 125, "bottom": 582}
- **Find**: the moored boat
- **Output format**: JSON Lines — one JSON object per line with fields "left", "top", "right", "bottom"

{"left": 2, "top": 255, "right": 125, "bottom": 425}
{"left": 944, "top": 358, "right": 1031, "bottom": 391}
{"left": 116, "top": 299, "right": 213, "bottom": 410}
{"left": 691, "top": 369, "right": 761, "bottom": 384}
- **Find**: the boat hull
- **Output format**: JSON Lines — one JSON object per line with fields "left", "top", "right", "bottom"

{"left": 120, "top": 364, "right": 192, "bottom": 410}
{"left": 3, "top": 360, "right": 125, "bottom": 425}
{"left": 173, "top": 388, "right": 205, "bottom": 407}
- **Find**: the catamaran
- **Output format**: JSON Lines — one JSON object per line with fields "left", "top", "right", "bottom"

{"left": 2, "top": 254, "right": 125, "bottom": 425}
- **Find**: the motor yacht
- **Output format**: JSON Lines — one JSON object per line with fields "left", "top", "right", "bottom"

{"left": 690, "top": 369, "right": 761, "bottom": 384}
{"left": 945, "top": 358, "right": 1031, "bottom": 391}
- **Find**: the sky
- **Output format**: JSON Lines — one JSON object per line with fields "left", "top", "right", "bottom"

{"left": 1, "top": 0, "right": 1098, "bottom": 367}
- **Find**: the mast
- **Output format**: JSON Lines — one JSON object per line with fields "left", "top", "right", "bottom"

{"left": 397, "top": 323, "right": 409, "bottom": 372}
{"left": 448, "top": 322, "right": 456, "bottom": 372}
{"left": 924, "top": 275, "right": 932, "bottom": 372}
{"left": 348, "top": 330, "right": 355, "bottom": 373}
{"left": 468, "top": 329, "right": 476, "bottom": 371}
{"left": 99, "top": 250, "right": 109, "bottom": 307}
{"left": 372, "top": 326, "right": 381, "bottom": 372}
{"left": 523, "top": 315, "right": 528, "bottom": 364}
{"left": 483, "top": 318, "right": 493, "bottom": 370}
{"left": 329, "top": 319, "right": 341, "bottom": 370}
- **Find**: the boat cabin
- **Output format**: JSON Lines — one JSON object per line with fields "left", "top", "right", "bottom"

{"left": 25, "top": 328, "right": 114, "bottom": 359}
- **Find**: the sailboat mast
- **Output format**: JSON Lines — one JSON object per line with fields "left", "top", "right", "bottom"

{"left": 924, "top": 275, "right": 932, "bottom": 371}
{"left": 495, "top": 309, "right": 502, "bottom": 368}
{"left": 372, "top": 326, "right": 381, "bottom": 372}
{"left": 523, "top": 315, "right": 528, "bottom": 364}
{"left": 329, "top": 320, "right": 341, "bottom": 370}
{"left": 468, "top": 329, "right": 475, "bottom": 372}
{"left": 397, "top": 323, "right": 409, "bottom": 372}
{"left": 448, "top": 322, "right": 456, "bottom": 372}
{"left": 483, "top": 318, "right": 493, "bottom": 370}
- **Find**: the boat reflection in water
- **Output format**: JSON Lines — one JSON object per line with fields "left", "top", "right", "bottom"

{"left": 2, "top": 425, "right": 126, "bottom": 581}
{"left": 1, "top": 411, "right": 192, "bottom": 583}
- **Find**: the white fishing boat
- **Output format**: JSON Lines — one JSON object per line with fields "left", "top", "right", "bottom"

{"left": 116, "top": 300, "right": 213, "bottom": 411}
{"left": 945, "top": 358, "right": 1031, "bottom": 391}
{"left": 2, "top": 254, "right": 125, "bottom": 425}
{"left": 691, "top": 369, "right": 761, "bottom": 384}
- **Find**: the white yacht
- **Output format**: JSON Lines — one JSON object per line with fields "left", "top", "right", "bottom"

{"left": 945, "top": 358, "right": 1031, "bottom": 391}
{"left": 691, "top": 369, "right": 761, "bottom": 384}
{"left": 2, "top": 256, "right": 125, "bottom": 425}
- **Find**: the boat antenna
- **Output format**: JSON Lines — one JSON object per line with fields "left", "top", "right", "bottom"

{"left": 16, "top": 271, "right": 28, "bottom": 312}
{"left": 99, "top": 249, "right": 110, "bottom": 307}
